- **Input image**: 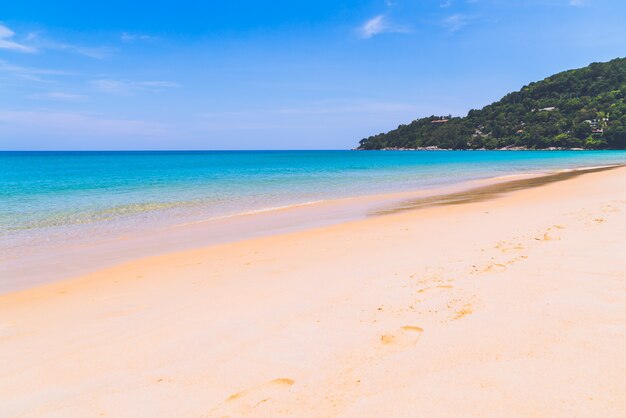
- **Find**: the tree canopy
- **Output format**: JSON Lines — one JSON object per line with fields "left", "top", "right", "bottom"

{"left": 357, "top": 57, "right": 626, "bottom": 150}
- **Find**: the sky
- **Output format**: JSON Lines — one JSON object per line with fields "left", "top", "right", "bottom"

{"left": 1, "top": 0, "right": 625, "bottom": 150}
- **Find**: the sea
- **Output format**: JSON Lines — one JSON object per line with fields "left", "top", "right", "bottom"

{"left": 2, "top": 150, "right": 626, "bottom": 291}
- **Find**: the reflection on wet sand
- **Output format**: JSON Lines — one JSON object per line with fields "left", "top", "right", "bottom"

{"left": 373, "top": 164, "right": 624, "bottom": 216}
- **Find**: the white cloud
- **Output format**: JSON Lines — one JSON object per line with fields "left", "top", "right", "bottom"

{"left": 90, "top": 79, "right": 130, "bottom": 94}
{"left": 442, "top": 14, "right": 471, "bottom": 32}
{"left": 121, "top": 32, "right": 156, "bottom": 42}
{"left": 440, "top": 0, "right": 452, "bottom": 8}
{"left": 0, "top": 24, "right": 36, "bottom": 53}
{"left": 91, "top": 79, "right": 180, "bottom": 95}
{"left": 136, "top": 80, "right": 180, "bottom": 88}
{"left": 29, "top": 91, "right": 85, "bottom": 101}
{"left": 358, "top": 15, "right": 410, "bottom": 39}
{"left": 25, "top": 32, "right": 112, "bottom": 59}
{"left": 54, "top": 44, "right": 111, "bottom": 59}
{"left": 0, "top": 28, "right": 111, "bottom": 59}
{"left": 569, "top": 0, "right": 589, "bottom": 6}
{"left": 360, "top": 15, "right": 386, "bottom": 38}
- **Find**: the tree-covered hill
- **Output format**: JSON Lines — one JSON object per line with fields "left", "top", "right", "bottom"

{"left": 357, "top": 57, "right": 626, "bottom": 150}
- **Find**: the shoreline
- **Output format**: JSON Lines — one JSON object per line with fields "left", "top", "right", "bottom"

{"left": 353, "top": 147, "right": 617, "bottom": 151}
{"left": 2, "top": 163, "right": 623, "bottom": 294}
{"left": 0, "top": 165, "right": 625, "bottom": 416}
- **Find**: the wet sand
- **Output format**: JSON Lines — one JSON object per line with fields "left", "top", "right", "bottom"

{"left": 374, "top": 164, "right": 623, "bottom": 215}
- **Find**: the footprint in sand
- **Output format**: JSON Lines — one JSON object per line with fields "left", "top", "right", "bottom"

{"left": 479, "top": 251, "right": 532, "bottom": 273}
{"left": 417, "top": 285, "right": 454, "bottom": 294}
{"left": 210, "top": 378, "right": 295, "bottom": 415}
{"left": 535, "top": 228, "right": 560, "bottom": 241}
{"left": 495, "top": 241, "right": 525, "bottom": 253}
{"left": 471, "top": 258, "right": 509, "bottom": 274}
{"left": 226, "top": 378, "right": 295, "bottom": 402}
{"left": 452, "top": 303, "right": 473, "bottom": 320}
{"left": 602, "top": 203, "right": 619, "bottom": 213}
{"left": 506, "top": 255, "right": 528, "bottom": 265}
{"left": 445, "top": 294, "right": 480, "bottom": 322}
{"left": 379, "top": 326, "right": 424, "bottom": 350}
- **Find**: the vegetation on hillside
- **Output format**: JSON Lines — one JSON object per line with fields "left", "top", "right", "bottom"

{"left": 358, "top": 57, "right": 626, "bottom": 150}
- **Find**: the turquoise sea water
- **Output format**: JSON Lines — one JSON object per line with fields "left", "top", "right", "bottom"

{"left": 2, "top": 150, "right": 626, "bottom": 236}
{"left": 2, "top": 150, "right": 626, "bottom": 290}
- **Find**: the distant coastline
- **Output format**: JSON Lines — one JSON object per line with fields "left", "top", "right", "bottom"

{"left": 357, "top": 58, "right": 626, "bottom": 151}
{"left": 353, "top": 146, "right": 589, "bottom": 151}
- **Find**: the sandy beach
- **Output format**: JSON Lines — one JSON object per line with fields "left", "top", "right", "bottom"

{"left": 1, "top": 165, "right": 625, "bottom": 417}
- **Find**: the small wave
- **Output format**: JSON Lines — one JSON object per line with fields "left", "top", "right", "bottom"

{"left": 173, "top": 200, "right": 325, "bottom": 227}
{"left": 6, "top": 200, "right": 199, "bottom": 232}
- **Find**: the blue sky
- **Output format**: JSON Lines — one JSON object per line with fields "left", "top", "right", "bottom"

{"left": 1, "top": 0, "right": 625, "bottom": 150}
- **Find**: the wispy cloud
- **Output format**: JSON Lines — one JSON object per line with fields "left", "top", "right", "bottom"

{"left": 29, "top": 91, "right": 85, "bottom": 101}
{"left": 358, "top": 15, "right": 410, "bottom": 39}
{"left": 120, "top": 32, "right": 156, "bottom": 43}
{"left": 0, "top": 59, "right": 72, "bottom": 83}
{"left": 0, "top": 60, "right": 69, "bottom": 76}
{"left": 0, "top": 26, "right": 111, "bottom": 59}
{"left": 0, "top": 24, "right": 36, "bottom": 53}
{"left": 442, "top": 14, "right": 472, "bottom": 32}
{"left": 136, "top": 81, "right": 180, "bottom": 88}
{"left": 440, "top": 0, "right": 453, "bottom": 8}
{"left": 569, "top": 0, "right": 589, "bottom": 6}
{"left": 25, "top": 32, "right": 112, "bottom": 59}
{"left": 91, "top": 79, "right": 180, "bottom": 95}
{"left": 0, "top": 109, "right": 167, "bottom": 137}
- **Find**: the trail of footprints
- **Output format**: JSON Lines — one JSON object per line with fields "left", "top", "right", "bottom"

{"left": 476, "top": 200, "right": 623, "bottom": 275}
{"left": 376, "top": 213, "right": 596, "bottom": 348}
{"left": 472, "top": 224, "right": 565, "bottom": 275}
{"left": 213, "top": 273, "right": 465, "bottom": 415}
{"left": 212, "top": 200, "right": 624, "bottom": 415}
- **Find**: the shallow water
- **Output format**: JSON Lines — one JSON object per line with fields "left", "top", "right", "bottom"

{"left": 4, "top": 150, "right": 626, "bottom": 233}
{"left": 2, "top": 150, "right": 626, "bottom": 291}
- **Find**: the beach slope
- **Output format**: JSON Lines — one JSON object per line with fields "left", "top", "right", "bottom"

{"left": 1, "top": 167, "right": 625, "bottom": 417}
